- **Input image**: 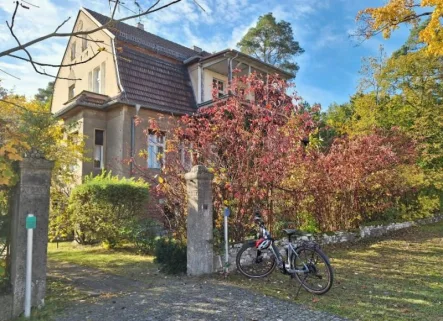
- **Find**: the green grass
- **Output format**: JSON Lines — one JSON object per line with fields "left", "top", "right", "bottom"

{"left": 15, "top": 277, "right": 85, "bottom": 321}
{"left": 223, "top": 221, "right": 443, "bottom": 321}
{"left": 47, "top": 242, "right": 158, "bottom": 279}
{"left": 13, "top": 242, "right": 157, "bottom": 320}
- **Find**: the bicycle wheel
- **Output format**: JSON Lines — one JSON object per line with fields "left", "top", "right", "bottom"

{"left": 236, "top": 241, "right": 276, "bottom": 278}
{"left": 291, "top": 246, "right": 333, "bottom": 294}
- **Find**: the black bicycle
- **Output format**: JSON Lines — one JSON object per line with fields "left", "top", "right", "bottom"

{"left": 236, "top": 212, "right": 333, "bottom": 295}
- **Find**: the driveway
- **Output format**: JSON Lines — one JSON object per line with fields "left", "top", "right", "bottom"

{"left": 48, "top": 261, "right": 347, "bottom": 321}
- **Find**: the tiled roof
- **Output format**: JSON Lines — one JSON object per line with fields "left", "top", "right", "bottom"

{"left": 116, "top": 44, "right": 197, "bottom": 114}
{"left": 84, "top": 8, "right": 200, "bottom": 114}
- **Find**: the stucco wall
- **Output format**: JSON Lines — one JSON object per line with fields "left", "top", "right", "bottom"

{"left": 105, "top": 106, "right": 130, "bottom": 177}
{"left": 81, "top": 109, "right": 107, "bottom": 177}
{"left": 52, "top": 10, "right": 120, "bottom": 114}
{"left": 188, "top": 65, "right": 198, "bottom": 103}
{"left": 74, "top": 105, "right": 179, "bottom": 180}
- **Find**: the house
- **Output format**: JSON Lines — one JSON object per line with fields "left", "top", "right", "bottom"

{"left": 51, "top": 7, "right": 292, "bottom": 181}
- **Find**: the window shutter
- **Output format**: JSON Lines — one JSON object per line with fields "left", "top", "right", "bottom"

{"left": 88, "top": 71, "right": 92, "bottom": 91}
{"left": 100, "top": 62, "right": 106, "bottom": 94}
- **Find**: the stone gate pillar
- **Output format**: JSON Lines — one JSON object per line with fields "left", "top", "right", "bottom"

{"left": 9, "top": 152, "right": 54, "bottom": 317}
{"left": 185, "top": 165, "right": 214, "bottom": 276}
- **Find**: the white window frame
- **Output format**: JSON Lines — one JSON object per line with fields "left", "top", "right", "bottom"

{"left": 213, "top": 78, "right": 225, "bottom": 98}
{"left": 147, "top": 132, "right": 165, "bottom": 169}
{"left": 94, "top": 129, "right": 105, "bottom": 169}
{"left": 68, "top": 84, "right": 75, "bottom": 99}
{"left": 90, "top": 63, "right": 105, "bottom": 94}
{"left": 70, "top": 41, "right": 76, "bottom": 61}
{"left": 93, "top": 66, "right": 101, "bottom": 94}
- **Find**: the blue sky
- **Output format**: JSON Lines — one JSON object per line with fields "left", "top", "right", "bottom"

{"left": 0, "top": 0, "right": 411, "bottom": 109}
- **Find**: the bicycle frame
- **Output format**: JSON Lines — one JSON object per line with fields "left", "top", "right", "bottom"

{"left": 259, "top": 224, "right": 310, "bottom": 274}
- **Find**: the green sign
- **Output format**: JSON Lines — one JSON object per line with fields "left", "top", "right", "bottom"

{"left": 26, "top": 215, "right": 36, "bottom": 229}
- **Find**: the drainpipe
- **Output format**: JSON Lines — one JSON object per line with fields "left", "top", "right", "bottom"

{"left": 130, "top": 104, "right": 141, "bottom": 176}
{"left": 228, "top": 52, "right": 239, "bottom": 93}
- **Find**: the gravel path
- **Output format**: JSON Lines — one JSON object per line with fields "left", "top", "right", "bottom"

{"left": 48, "top": 261, "right": 347, "bottom": 321}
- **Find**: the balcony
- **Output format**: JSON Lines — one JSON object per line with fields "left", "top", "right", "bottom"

{"left": 185, "top": 49, "right": 293, "bottom": 108}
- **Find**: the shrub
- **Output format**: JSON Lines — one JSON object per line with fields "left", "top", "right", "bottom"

{"left": 121, "top": 218, "right": 163, "bottom": 254}
{"left": 154, "top": 238, "right": 186, "bottom": 274}
{"left": 69, "top": 171, "right": 149, "bottom": 247}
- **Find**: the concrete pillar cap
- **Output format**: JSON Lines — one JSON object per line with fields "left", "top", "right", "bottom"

{"left": 185, "top": 165, "right": 214, "bottom": 181}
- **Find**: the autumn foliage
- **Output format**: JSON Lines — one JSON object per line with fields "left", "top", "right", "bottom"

{"left": 136, "top": 73, "right": 418, "bottom": 241}
{"left": 356, "top": 0, "right": 443, "bottom": 55}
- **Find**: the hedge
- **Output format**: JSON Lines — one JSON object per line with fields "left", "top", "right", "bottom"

{"left": 68, "top": 171, "right": 149, "bottom": 247}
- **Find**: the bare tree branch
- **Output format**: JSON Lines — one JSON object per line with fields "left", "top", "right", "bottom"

{"left": 0, "top": 68, "right": 20, "bottom": 80}
{"left": 8, "top": 49, "right": 102, "bottom": 68}
{"left": 0, "top": 0, "right": 184, "bottom": 58}
{"left": 22, "top": 0, "right": 39, "bottom": 8}
{"left": 54, "top": 17, "right": 71, "bottom": 33}
{"left": 6, "top": 4, "right": 80, "bottom": 80}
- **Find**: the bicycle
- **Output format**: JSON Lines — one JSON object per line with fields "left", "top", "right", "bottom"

{"left": 236, "top": 211, "right": 333, "bottom": 295}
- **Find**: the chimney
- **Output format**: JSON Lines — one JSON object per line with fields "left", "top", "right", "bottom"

{"left": 193, "top": 45, "right": 202, "bottom": 53}
{"left": 136, "top": 22, "right": 144, "bottom": 30}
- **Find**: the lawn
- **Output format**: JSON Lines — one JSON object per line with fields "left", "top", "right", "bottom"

{"left": 15, "top": 277, "right": 85, "bottom": 321}
{"left": 47, "top": 242, "right": 158, "bottom": 279}
{"left": 45, "top": 222, "right": 443, "bottom": 321}
{"left": 223, "top": 220, "right": 443, "bottom": 321}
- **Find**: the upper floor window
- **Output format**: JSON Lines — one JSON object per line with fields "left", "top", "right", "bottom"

{"left": 94, "top": 129, "right": 104, "bottom": 169}
{"left": 68, "top": 84, "right": 75, "bottom": 99}
{"left": 77, "top": 20, "right": 88, "bottom": 52}
{"left": 88, "top": 62, "right": 106, "bottom": 94}
{"left": 81, "top": 34, "right": 88, "bottom": 51}
{"left": 213, "top": 78, "right": 225, "bottom": 98}
{"left": 148, "top": 131, "right": 165, "bottom": 169}
{"left": 70, "top": 42, "right": 76, "bottom": 60}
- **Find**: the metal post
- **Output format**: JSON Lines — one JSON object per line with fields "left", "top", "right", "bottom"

{"left": 25, "top": 214, "right": 36, "bottom": 318}
{"left": 223, "top": 207, "right": 230, "bottom": 273}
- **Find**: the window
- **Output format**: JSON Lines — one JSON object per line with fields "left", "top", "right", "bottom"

{"left": 93, "top": 66, "right": 100, "bottom": 93}
{"left": 70, "top": 42, "right": 76, "bottom": 60}
{"left": 82, "top": 34, "right": 88, "bottom": 51}
{"left": 213, "top": 78, "right": 225, "bottom": 98}
{"left": 78, "top": 20, "right": 88, "bottom": 51}
{"left": 94, "top": 129, "right": 104, "bottom": 169}
{"left": 68, "top": 84, "right": 75, "bottom": 99}
{"left": 148, "top": 132, "right": 165, "bottom": 169}
{"left": 90, "top": 62, "right": 106, "bottom": 94}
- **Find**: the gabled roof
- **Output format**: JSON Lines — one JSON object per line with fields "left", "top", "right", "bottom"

{"left": 83, "top": 8, "right": 202, "bottom": 114}
{"left": 84, "top": 8, "right": 206, "bottom": 61}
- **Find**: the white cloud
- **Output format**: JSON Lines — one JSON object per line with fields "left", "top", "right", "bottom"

{"left": 0, "top": 0, "right": 338, "bottom": 99}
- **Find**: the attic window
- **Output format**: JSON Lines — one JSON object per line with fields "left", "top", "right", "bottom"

{"left": 68, "top": 84, "right": 75, "bottom": 99}
{"left": 78, "top": 20, "right": 88, "bottom": 51}
{"left": 70, "top": 41, "right": 76, "bottom": 60}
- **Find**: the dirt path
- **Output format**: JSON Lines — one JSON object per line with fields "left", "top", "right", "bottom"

{"left": 48, "top": 260, "right": 347, "bottom": 321}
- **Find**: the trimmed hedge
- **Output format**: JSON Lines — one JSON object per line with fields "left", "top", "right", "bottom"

{"left": 69, "top": 171, "right": 149, "bottom": 247}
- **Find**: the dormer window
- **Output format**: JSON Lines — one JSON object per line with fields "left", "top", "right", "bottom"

{"left": 213, "top": 78, "right": 225, "bottom": 98}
